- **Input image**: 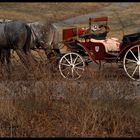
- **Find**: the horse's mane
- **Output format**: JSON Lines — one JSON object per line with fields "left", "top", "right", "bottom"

{"left": 0, "top": 19, "right": 13, "bottom": 24}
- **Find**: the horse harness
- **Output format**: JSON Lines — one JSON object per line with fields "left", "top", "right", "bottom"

{"left": 29, "top": 25, "right": 45, "bottom": 49}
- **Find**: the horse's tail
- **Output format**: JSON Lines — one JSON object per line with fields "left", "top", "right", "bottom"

{"left": 23, "top": 24, "right": 32, "bottom": 53}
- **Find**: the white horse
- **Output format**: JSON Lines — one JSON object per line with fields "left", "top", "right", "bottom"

{"left": 28, "top": 21, "right": 55, "bottom": 52}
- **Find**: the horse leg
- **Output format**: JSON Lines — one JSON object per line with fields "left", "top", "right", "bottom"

{"left": 0, "top": 49, "right": 4, "bottom": 78}
{"left": 6, "top": 49, "right": 11, "bottom": 64}
{"left": 24, "top": 49, "right": 37, "bottom": 68}
{"left": 15, "top": 50, "right": 32, "bottom": 72}
{"left": 5, "top": 49, "right": 12, "bottom": 75}
{"left": 0, "top": 49, "right": 6, "bottom": 65}
{"left": 16, "top": 49, "right": 30, "bottom": 71}
{"left": 0, "top": 49, "right": 10, "bottom": 78}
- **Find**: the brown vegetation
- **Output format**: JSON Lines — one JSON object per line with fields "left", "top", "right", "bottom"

{"left": 0, "top": 3, "right": 106, "bottom": 22}
{"left": 0, "top": 61, "right": 139, "bottom": 137}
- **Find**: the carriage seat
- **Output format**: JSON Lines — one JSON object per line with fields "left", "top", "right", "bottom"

{"left": 123, "top": 32, "right": 140, "bottom": 44}
{"left": 81, "top": 30, "right": 108, "bottom": 41}
{"left": 120, "top": 32, "right": 140, "bottom": 50}
{"left": 90, "top": 37, "right": 120, "bottom": 53}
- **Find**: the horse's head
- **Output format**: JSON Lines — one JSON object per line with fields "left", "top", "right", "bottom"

{"left": 28, "top": 22, "right": 55, "bottom": 50}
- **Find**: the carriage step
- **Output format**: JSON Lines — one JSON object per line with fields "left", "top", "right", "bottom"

{"left": 107, "top": 52, "right": 119, "bottom": 57}
{"left": 104, "top": 57, "right": 117, "bottom": 62}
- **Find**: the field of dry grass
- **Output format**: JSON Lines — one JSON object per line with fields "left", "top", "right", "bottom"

{"left": 0, "top": 2, "right": 139, "bottom": 137}
{"left": 0, "top": 2, "right": 107, "bottom": 22}
{"left": 0, "top": 62, "right": 139, "bottom": 137}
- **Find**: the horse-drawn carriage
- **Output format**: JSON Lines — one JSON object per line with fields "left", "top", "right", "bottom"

{"left": 0, "top": 17, "right": 140, "bottom": 81}
{"left": 57, "top": 16, "right": 140, "bottom": 81}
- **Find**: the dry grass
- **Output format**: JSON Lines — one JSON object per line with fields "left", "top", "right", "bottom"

{"left": 0, "top": 3, "right": 140, "bottom": 40}
{"left": 0, "top": 60, "right": 139, "bottom": 137}
{"left": 0, "top": 2, "right": 105, "bottom": 22}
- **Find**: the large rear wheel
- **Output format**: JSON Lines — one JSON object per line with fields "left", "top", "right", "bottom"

{"left": 123, "top": 45, "right": 140, "bottom": 81}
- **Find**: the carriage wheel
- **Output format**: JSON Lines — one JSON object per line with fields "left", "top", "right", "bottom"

{"left": 59, "top": 52, "right": 85, "bottom": 80}
{"left": 123, "top": 45, "right": 140, "bottom": 81}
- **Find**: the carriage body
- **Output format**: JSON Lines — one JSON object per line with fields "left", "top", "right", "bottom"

{"left": 58, "top": 16, "right": 140, "bottom": 81}
{"left": 60, "top": 17, "right": 120, "bottom": 58}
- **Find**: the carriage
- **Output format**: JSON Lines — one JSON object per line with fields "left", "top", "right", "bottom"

{"left": 57, "top": 16, "right": 140, "bottom": 81}
{"left": 0, "top": 17, "right": 140, "bottom": 81}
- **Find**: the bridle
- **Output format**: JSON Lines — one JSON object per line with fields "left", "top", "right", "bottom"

{"left": 29, "top": 25, "right": 46, "bottom": 50}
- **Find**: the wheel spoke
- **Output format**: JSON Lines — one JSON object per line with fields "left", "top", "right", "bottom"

{"left": 73, "top": 55, "right": 78, "bottom": 64}
{"left": 75, "top": 66, "right": 84, "bottom": 71}
{"left": 61, "top": 63, "right": 70, "bottom": 67}
{"left": 73, "top": 68, "right": 80, "bottom": 77}
{"left": 64, "top": 56, "right": 71, "bottom": 65}
{"left": 138, "top": 46, "right": 140, "bottom": 60}
{"left": 70, "top": 53, "right": 73, "bottom": 64}
{"left": 130, "top": 50, "right": 138, "bottom": 61}
{"left": 126, "top": 64, "right": 137, "bottom": 69}
{"left": 125, "top": 58, "right": 137, "bottom": 63}
{"left": 139, "top": 66, "right": 140, "bottom": 79}
{"left": 72, "top": 68, "right": 74, "bottom": 78}
{"left": 75, "top": 61, "right": 83, "bottom": 66}
{"left": 61, "top": 66, "right": 70, "bottom": 72}
{"left": 66, "top": 70, "right": 70, "bottom": 77}
{"left": 131, "top": 65, "right": 138, "bottom": 77}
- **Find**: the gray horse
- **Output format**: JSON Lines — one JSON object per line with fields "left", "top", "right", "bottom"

{"left": 0, "top": 21, "right": 58, "bottom": 66}
{"left": 28, "top": 21, "right": 57, "bottom": 56}
{"left": 0, "top": 20, "right": 32, "bottom": 66}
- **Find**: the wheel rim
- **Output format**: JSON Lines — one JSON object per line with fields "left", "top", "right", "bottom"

{"left": 59, "top": 52, "right": 85, "bottom": 80}
{"left": 123, "top": 45, "right": 140, "bottom": 81}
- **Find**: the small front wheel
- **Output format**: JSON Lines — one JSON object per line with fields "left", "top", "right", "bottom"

{"left": 59, "top": 52, "right": 85, "bottom": 80}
